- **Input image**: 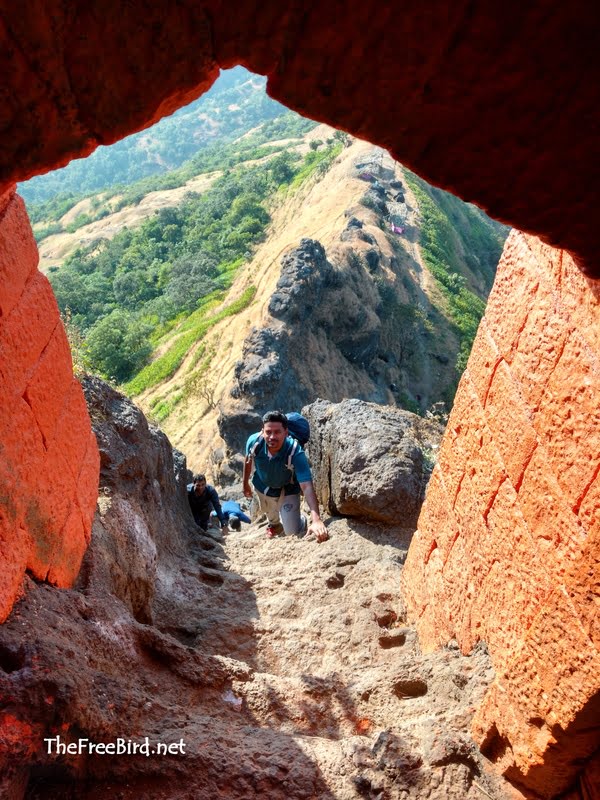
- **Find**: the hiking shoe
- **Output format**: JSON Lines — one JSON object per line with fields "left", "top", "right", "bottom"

{"left": 266, "top": 525, "right": 283, "bottom": 539}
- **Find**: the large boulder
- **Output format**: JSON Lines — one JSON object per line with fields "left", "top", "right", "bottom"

{"left": 79, "top": 376, "right": 199, "bottom": 624}
{"left": 305, "top": 398, "right": 443, "bottom": 527}
{"left": 230, "top": 325, "right": 308, "bottom": 417}
{"left": 268, "top": 238, "right": 334, "bottom": 322}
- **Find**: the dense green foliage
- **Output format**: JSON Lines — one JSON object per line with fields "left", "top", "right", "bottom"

{"left": 85, "top": 310, "right": 154, "bottom": 383}
{"left": 27, "top": 109, "right": 317, "bottom": 243}
{"left": 47, "top": 135, "right": 340, "bottom": 385}
{"left": 404, "top": 172, "right": 507, "bottom": 372}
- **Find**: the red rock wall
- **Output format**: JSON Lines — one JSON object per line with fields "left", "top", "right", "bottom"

{"left": 0, "top": 186, "right": 99, "bottom": 623}
{"left": 402, "top": 230, "right": 600, "bottom": 798}
{"left": 0, "top": 2, "right": 598, "bottom": 792}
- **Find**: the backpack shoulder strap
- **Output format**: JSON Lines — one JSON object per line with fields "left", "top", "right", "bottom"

{"left": 248, "top": 433, "right": 264, "bottom": 461}
{"left": 286, "top": 438, "right": 299, "bottom": 472}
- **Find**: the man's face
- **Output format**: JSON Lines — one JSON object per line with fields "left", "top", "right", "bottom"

{"left": 194, "top": 479, "right": 207, "bottom": 495}
{"left": 262, "top": 422, "right": 287, "bottom": 453}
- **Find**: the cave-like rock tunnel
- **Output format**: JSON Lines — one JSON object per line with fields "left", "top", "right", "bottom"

{"left": 0, "top": 2, "right": 598, "bottom": 798}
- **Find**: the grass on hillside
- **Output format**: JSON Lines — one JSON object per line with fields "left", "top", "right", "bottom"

{"left": 404, "top": 172, "right": 501, "bottom": 372}
{"left": 289, "top": 142, "right": 343, "bottom": 190}
{"left": 124, "top": 285, "right": 256, "bottom": 396}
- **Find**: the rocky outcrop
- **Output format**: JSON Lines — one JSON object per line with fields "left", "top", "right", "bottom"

{"left": 305, "top": 398, "right": 443, "bottom": 528}
{"left": 226, "top": 238, "right": 384, "bottom": 452}
{"left": 0, "top": 377, "right": 256, "bottom": 797}
{"left": 0, "top": 187, "right": 99, "bottom": 623}
{"left": 79, "top": 376, "right": 195, "bottom": 624}
{"left": 268, "top": 238, "right": 334, "bottom": 322}
{"left": 230, "top": 326, "right": 307, "bottom": 412}
{"left": 269, "top": 238, "right": 381, "bottom": 365}
{"left": 402, "top": 231, "right": 600, "bottom": 798}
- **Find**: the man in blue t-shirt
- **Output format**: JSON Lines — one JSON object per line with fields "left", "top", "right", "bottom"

{"left": 243, "top": 410, "right": 328, "bottom": 541}
{"left": 213, "top": 500, "right": 251, "bottom": 531}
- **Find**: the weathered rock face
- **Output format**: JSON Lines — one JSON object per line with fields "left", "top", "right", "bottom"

{"left": 0, "top": 187, "right": 99, "bottom": 623}
{"left": 268, "top": 238, "right": 381, "bottom": 365}
{"left": 228, "top": 238, "right": 383, "bottom": 450}
{"left": 230, "top": 325, "right": 307, "bottom": 418}
{"left": 79, "top": 376, "right": 197, "bottom": 625}
{"left": 402, "top": 230, "right": 600, "bottom": 798}
{"left": 0, "top": 2, "right": 596, "bottom": 276}
{"left": 0, "top": 377, "right": 261, "bottom": 798}
{"left": 305, "top": 398, "right": 443, "bottom": 528}
{"left": 268, "top": 239, "right": 334, "bottom": 322}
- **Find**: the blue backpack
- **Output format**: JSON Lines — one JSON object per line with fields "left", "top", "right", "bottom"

{"left": 285, "top": 412, "right": 310, "bottom": 447}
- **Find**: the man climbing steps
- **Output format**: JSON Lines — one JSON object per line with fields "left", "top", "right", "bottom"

{"left": 243, "top": 410, "right": 329, "bottom": 542}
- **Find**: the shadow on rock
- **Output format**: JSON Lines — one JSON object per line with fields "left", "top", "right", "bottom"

{"left": 0, "top": 377, "right": 336, "bottom": 800}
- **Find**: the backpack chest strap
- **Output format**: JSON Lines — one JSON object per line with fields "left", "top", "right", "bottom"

{"left": 286, "top": 438, "right": 299, "bottom": 472}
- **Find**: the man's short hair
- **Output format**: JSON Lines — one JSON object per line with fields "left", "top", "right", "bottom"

{"left": 193, "top": 473, "right": 206, "bottom": 483}
{"left": 261, "top": 410, "right": 288, "bottom": 428}
{"left": 228, "top": 514, "right": 241, "bottom": 531}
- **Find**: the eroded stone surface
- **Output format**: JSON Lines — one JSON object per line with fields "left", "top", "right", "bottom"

{"left": 402, "top": 232, "right": 600, "bottom": 797}
{"left": 0, "top": 191, "right": 99, "bottom": 622}
{"left": 305, "top": 398, "right": 443, "bottom": 528}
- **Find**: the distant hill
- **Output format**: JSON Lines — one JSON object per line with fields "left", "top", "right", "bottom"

{"left": 19, "top": 67, "right": 287, "bottom": 204}
{"left": 26, "top": 72, "right": 508, "bottom": 477}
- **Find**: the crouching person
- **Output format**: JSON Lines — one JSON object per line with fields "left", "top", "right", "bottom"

{"left": 221, "top": 500, "right": 251, "bottom": 531}
{"left": 187, "top": 474, "right": 228, "bottom": 534}
{"left": 243, "top": 410, "right": 329, "bottom": 542}
{"left": 211, "top": 500, "right": 251, "bottom": 531}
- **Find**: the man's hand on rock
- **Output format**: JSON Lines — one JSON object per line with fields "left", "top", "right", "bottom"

{"left": 305, "top": 520, "right": 329, "bottom": 543}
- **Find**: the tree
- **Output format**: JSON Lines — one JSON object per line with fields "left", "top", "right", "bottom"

{"left": 166, "top": 253, "right": 219, "bottom": 312}
{"left": 333, "top": 130, "right": 352, "bottom": 147}
{"left": 268, "top": 151, "right": 297, "bottom": 186}
{"left": 85, "top": 310, "right": 153, "bottom": 382}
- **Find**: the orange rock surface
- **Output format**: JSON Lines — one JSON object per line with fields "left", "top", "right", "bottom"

{"left": 0, "top": 3, "right": 598, "bottom": 793}
{"left": 402, "top": 230, "right": 600, "bottom": 797}
{"left": 0, "top": 187, "right": 99, "bottom": 623}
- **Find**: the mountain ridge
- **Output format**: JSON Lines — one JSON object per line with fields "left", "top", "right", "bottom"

{"left": 133, "top": 135, "right": 506, "bottom": 477}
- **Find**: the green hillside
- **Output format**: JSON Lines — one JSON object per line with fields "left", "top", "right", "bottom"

{"left": 19, "top": 67, "right": 288, "bottom": 206}
{"left": 404, "top": 172, "right": 507, "bottom": 373}
{"left": 49, "top": 132, "right": 340, "bottom": 385}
